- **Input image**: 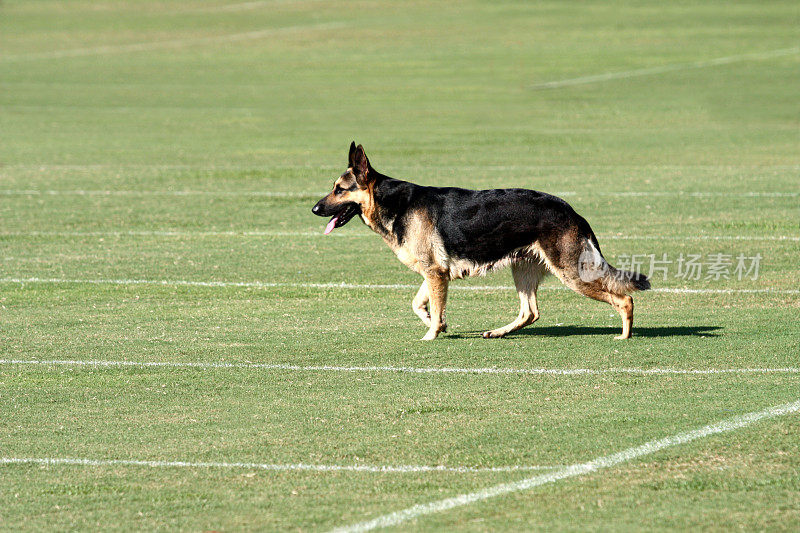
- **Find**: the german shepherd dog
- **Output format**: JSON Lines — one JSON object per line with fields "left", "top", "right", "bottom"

{"left": 312, "top": 143, "right": 650, "bottom": 340}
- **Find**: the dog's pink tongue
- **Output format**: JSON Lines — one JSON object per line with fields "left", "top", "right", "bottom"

{"left": 324, "top": 215, "right": 339, "bottom": 235}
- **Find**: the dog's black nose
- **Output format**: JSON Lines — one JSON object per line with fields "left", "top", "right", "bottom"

{"left": 312, "top": 203, "right": 321, "bottom": 215}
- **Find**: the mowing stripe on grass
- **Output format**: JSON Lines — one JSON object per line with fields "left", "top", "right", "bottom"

{"left": 2, "top": 278, "right": 798, "bottom": 295}
{"left": 530, "top": 47, "right": 800, "bottom": 90}
{"left": 331, "top": 398, "right": 800, "bottom": 532}
{"left": 0, "top": 22, "right": 346, "bottom": 62}
{"left": 0, "top": 457, "right": 557, "bottom": 474}
{"left": 0, "top": 230, "right": 797, "bottom": 242}
{"left": 0, "top": 189, "right": 796, "bottom": 198}
{"left": 2, "top": 359, "right": 798, "bottom": 376}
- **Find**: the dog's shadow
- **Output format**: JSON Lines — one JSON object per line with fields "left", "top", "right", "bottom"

{"left": 449, "top": 325, "right": 721, "bottom": 339}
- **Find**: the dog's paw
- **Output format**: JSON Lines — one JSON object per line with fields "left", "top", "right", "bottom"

{"left": 421, "top": 331, "right": 438, "bottom": 341}
{"left": 482, "top": 330, "right": 505, "bottom": 339}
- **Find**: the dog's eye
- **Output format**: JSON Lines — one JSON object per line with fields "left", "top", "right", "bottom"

{"left": 334, "top": 186, "right": 344, "bottom": 195}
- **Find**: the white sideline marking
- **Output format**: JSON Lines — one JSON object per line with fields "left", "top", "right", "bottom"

{"left": 0, "top": 189, "right": 325, "bottom": 198}
{"left": 650, "top": 287, "right": 800, "bottom": 295}
{"left": 602, "top": 191, "right": 797, "bottom": 198}
{"left": 202, "top": 0, "right": 328, "bottom": 12}
{"left": 331, "top": 398, "right": 800, "bottom": 532}
{"left": 2, "top": 163, "right": 798, "bottom": 170}
{"left": 1, "top": 277, "right": 798, "bottom": 295}
{"left": 0, "top": 230, "right": 338, "bottom": 238}
{"left": 0, "top": 22, "right": 345, "bottom": 62}
{"left": 531, "top": 47, "right": 800, "bottom": 89}
{"left": 599, "top": 234, "right": 800, "bottom": 242}
{"left": 2, "top": 359, "right": 798, "bottom": 376}
{"left": 0, "top": 457, "right": 556, "bottom": 474}
{"left": 0, "top": 189, "right": 796, "bottom": 198}
{"left": 0, "top": 230, "right": 797, "bottom": 242}
{"left": 204, "top": 1, "right": 283, "bottom": 11}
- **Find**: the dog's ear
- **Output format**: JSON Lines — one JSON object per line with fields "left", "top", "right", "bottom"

{"left": 352, "top": 144, "right": 371, "bottom": 187}
{"left": 347, "top": 141, "right": 357, "bottom": 168}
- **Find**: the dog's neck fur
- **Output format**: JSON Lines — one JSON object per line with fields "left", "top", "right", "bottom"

{"left": 361, "top": 173, "right": 417, "bottom": 243}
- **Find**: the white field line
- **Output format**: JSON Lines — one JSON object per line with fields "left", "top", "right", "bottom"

{"left": 0, "top": 22, "right": 345, "bottom": 62}
{"left": 331, "top": 398, "right": 800, "bottom": 533}
{"left": 0, "top": 230, "right": 335, "bottom": 237}
{"left": 1, "top": 277, "right": 798, "bottom": 295}
{"left": 597, "top": 234, "right": 800, "bottom": 242}
{"left": 530, "top": 47, "right": 800, "bottom": 90}
{"left": 600, "top": 191, "right": 797, "bottom": 198}
{"left": 0, "top": 189, "right": 325, "bottom": 198}
{"left": 0, "top": 230, "right": 797, "bottom": 242}
{"left": 0, "top": 189, "right": 796, "bottom": 198}
{"left": 201, "top": 0, "right": 329, "bottom": 12}
{"left": 0, "top": 457, "right": 556, "bottom": 474}
{"left": 2, "top": 359, "right": 799, "bottom": 376}
{"left": 3, "top": 164, "right": 799, "bottom": 170}
{"left": 204, "top": 1, "right": 285, "bottom": 11}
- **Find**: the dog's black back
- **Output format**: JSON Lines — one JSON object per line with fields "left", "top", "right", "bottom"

{"left": 373, "top": 176, "right": 596, "bottom": 267}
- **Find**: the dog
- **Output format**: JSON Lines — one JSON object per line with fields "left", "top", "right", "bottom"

{"left": 312, "top": 143, "right": 650, "bottom": 340}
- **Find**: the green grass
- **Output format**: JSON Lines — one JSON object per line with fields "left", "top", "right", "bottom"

{"left": 1, "top": 0, "right": 799, "bottom": 531}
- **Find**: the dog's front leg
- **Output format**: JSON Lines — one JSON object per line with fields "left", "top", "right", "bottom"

{"left": 421, "top": 273, "right": 448, "bottom": 341}
{"left": 412, "top": 280, "right": 431, "bottom": 327}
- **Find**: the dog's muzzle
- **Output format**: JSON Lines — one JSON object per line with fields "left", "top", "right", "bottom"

{"left": 312, "top": 199, "right": 359, "bottom": 234}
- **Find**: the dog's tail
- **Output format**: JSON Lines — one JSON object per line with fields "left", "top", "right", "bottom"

{"left": 578, "top": 233, "right": 651, "bottom": 295}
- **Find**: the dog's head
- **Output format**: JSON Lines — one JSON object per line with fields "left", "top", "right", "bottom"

{"left": 312, "top": 142, "right": 375, "bottom": 234}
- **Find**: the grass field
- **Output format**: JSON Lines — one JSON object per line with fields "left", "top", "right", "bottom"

{"left": 1, "top": 0, "right": 799, "bottom": 530}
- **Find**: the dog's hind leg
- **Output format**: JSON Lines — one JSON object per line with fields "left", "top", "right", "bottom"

{"left": 546, "top": 255, "right": 635, "bottom": 340}
{"left": 568, "top": 282, "right": 634, "bottom": 340}
{"left": 614, "top": 294, "right": 634, "bottom": 340}
{"left": 412, "top": 280, "right": 431, "bottom": 327}
{"left": 421, "top": 273, "right": 448, "bottom": 341}
{"left": 483, "top": 261, "right": 546, "bottom": 339}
